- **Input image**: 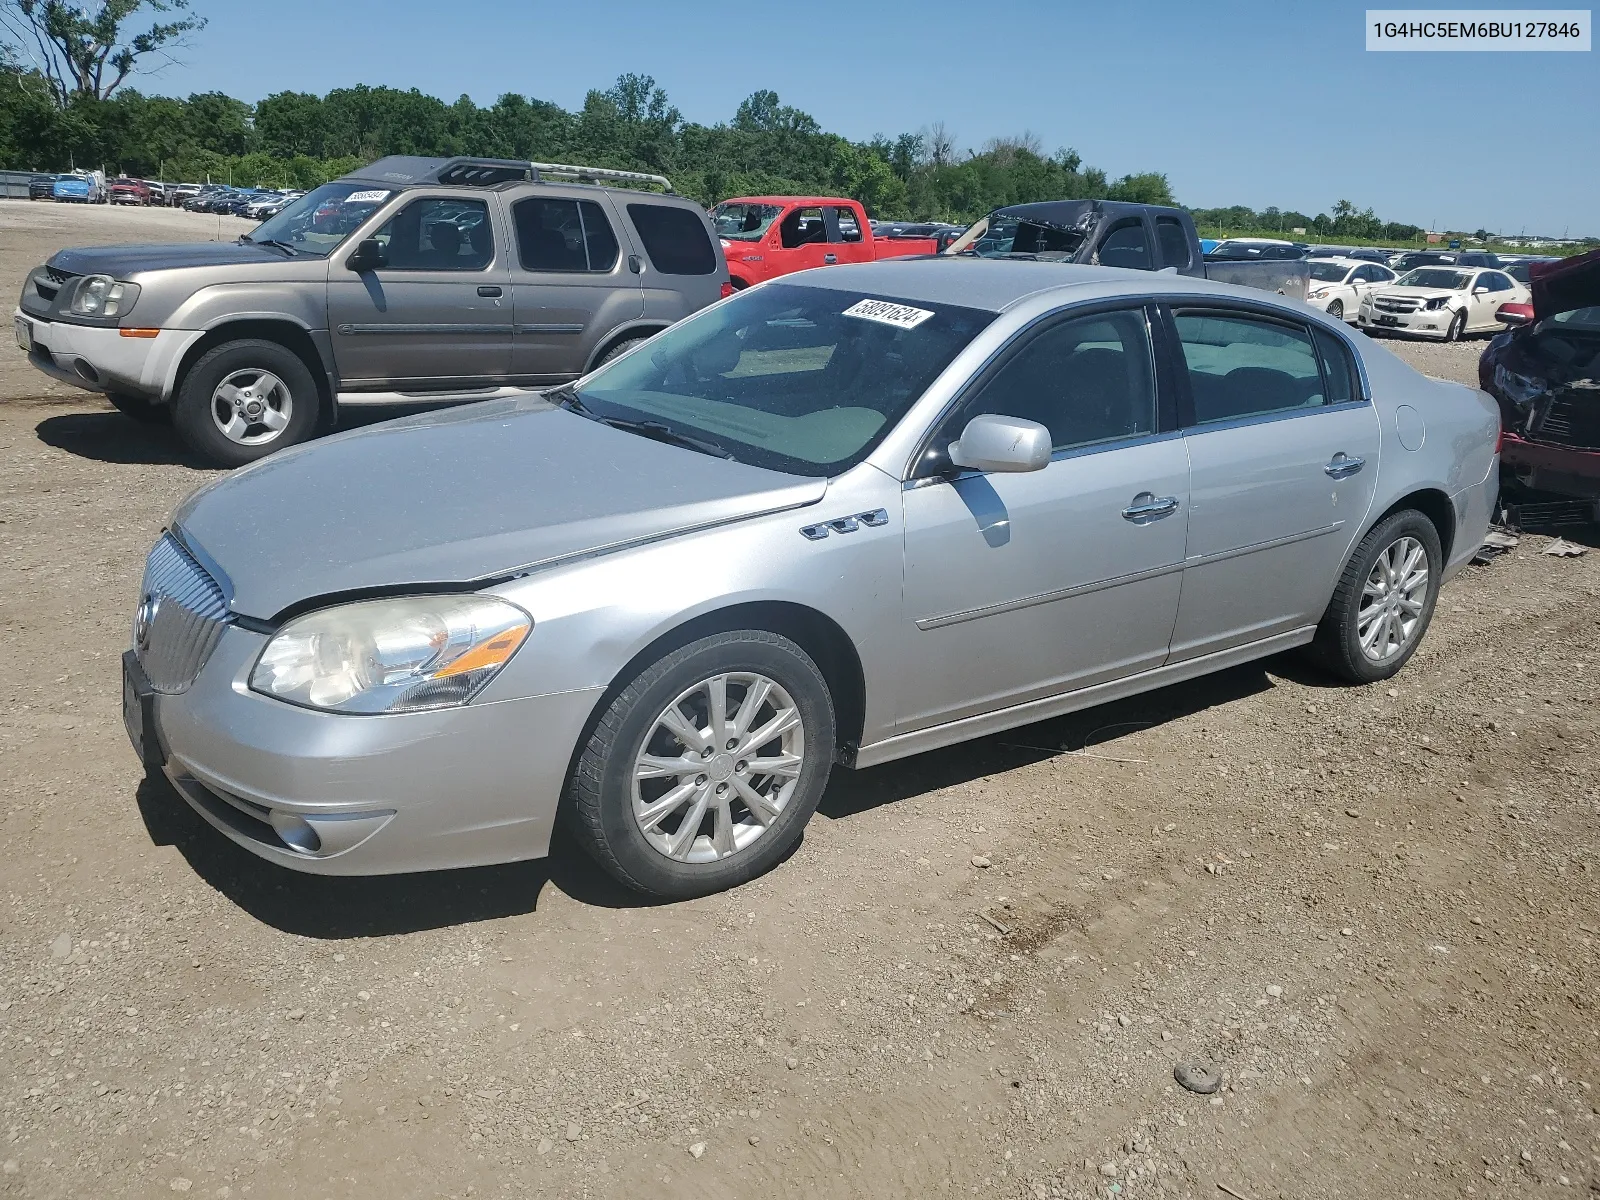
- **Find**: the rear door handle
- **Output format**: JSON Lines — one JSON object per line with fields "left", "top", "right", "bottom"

{"left": 477, "top": 285, "right": 502, "bottom": 297}
{"left": 824, "top": 252, "right": 838, "bottom": 264}
{"left": 1324, "top": 453, "right": 1365, "bottom": 479}
{"left": 1122, "top": 492, "right": 1181, "bottom": 523}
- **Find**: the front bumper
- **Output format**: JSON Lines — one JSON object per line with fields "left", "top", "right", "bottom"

{"left": 132, "top": 624, "right": 603, "bottom": 875}
{"left": 1357, "top": 305, "right": 1455, "bottom": 338}
{"left": 14, "top": 309, "right": 200, "bottom": 401}
{"left": 1500, "top": 432, "right": 1600, "bottom": 501}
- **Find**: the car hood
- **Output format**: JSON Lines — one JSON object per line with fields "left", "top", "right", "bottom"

{"left": 49, "top": 241, "right": 291, "bottom": 277}
{"left": 1375, "top": 286, "right": 1461, "bottom": 301}
{"left": 173, "top": 397, "right": 828, "bottom": 619}
{"left": 1530, "top": 248, "right": 1600, "bottom": 321}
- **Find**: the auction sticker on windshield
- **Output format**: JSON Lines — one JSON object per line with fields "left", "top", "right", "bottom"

{"left": 842, "top": 299, "right": 936, "bottom": 329}
{"left": 344, "top": 190, "right": 392, "bottom": 204}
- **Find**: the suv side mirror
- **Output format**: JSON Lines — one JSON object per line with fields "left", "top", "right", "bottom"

{"left": 948, "top": 414, "right": 1052, "bottom": 474}
{"left": 346, "top": 238, "right": 387, "bottom": 272}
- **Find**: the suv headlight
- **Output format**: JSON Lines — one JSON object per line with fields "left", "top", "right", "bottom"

{"left": 250, "top": 595, "right": 531, "bottom": 714}
{"left": 1424, "top": 295, "right": 1452, "bottom": 310}
{"left": 69, "top": 274, "right": 138, "bottom": 318}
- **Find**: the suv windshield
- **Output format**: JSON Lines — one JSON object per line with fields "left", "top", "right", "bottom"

{"left": 1309, "top": 262, "right": 1352, "bottom": 282}
{"left": 968, "top": 218, "right": 1086, "bottom": 259}
{"left": 568, "top": 282, "right": 995, "bottom": 476}
{"left": 711, "top": 202, "right": 783, "bottom": 242}
{"left": 248, "top": 181, "right": 396, "bottom": 257}
{"left": 1399, "top": 268, "right": 1470, "bottom": 289}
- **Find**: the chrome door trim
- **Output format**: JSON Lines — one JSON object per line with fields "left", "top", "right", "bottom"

{"left": 1180, "top": 399, "right": 1373, "bottom": 439}
{"left": 854, "top": 625, "right": 1318, "bottom": 768}
{"left": 1183, "top": 521, "right": 1344, "bottom": 567}
{"left": 516, "top": 323, "right": 585, "bottom": 334}
{"left": 915, "top": 559, "right": 1187, "bottom": 630}
{"left": 336, "top": 323, "right": 510, "bottom": 336}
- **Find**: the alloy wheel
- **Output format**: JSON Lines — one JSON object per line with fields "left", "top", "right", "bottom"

{"left": 210, "top": 368, "right": 292, "bottom": 446}
{"left": 1356, "top": 535, "right": 1429, "bottom": 663}
{"left": 631, "top": 672, "right": 806, "bottom": 864}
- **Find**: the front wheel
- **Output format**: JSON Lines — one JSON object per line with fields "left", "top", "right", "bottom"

{"left": 1326, "top": 300, "right": 1344, "bottom": 322}
{"left": 567, "top": 630, "right": 836, "bottom": 899}
{"left": 172, "top": 339, "right": 321, "bottom": 468}
{"left": 1311, "top": 510, "right": 1442, "bottom": 683}
{"left": 1444, "top": 310, "right": 1466, "bottom": 342}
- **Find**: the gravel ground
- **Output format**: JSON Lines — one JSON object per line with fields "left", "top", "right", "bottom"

{"left": 1, "top": 202, "right": 1597, "bottom": 1200}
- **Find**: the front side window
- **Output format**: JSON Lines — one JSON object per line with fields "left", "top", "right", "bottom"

{"left": 1175, "top": 311, "right": 1327, "bottom": 424}
{"left": 626, "top": 203, "right": 717, "bottom": 275}
{"left": 513, "top": 198, "right": 619, "bottom": 272}
{"left": 369, "top": 198, "right": 493, "bottom": 271}
{"left": 940, "top": 308, "right": 1157, "bottom": 451}
{"left": 1097, "top": 220, "right": 1153, "bottom": 270}
{"left": 779, "top": 207, "right": 827, "bottom": 249}
{"left": 572, "top": 283, "right": 995, "bottom": 476}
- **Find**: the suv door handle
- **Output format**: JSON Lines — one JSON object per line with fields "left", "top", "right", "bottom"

{"left": 1324, "top": 453, "right": 1365, "bottom": 479}
{"left": 477, "top": 285, "right": 502, "bottom": 297}
{"left": 1122, "top": 492, "right": 1181, "bottom": 523}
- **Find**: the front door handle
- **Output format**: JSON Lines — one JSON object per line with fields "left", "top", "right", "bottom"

{"left": 1122, "top": 492, "right": 1181, "bottom": 523}
{"left": 1324, "top": 453, "right": 1366, "bottom": 479}
{"left": 477, "top": 285, "right": 502, "bottom": 298}
{"left": 824, "top": 252, "right": 838, "bottom": 264}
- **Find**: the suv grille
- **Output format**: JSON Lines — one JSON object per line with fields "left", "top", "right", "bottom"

{"left": 134, "top": 535, "right": 232, "bottom": 694}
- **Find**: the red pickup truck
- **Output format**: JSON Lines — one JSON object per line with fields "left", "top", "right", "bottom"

{"left": 710, "top": 196, "right": 941, "bottom": 288}
{"left": 109, "top": 177, "right": 153, "bottom": 206}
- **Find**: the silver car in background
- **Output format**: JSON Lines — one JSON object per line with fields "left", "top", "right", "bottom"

{"left": 123, "top": 259, "right": 1499, "bottom": 899}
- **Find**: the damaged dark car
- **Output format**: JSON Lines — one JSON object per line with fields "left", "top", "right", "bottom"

{"left": 1480, "top": 248, "right": 1600, "bottom": 515}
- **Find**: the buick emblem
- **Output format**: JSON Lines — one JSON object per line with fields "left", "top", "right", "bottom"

{"left": 134, "top": 593, "right": 160, "bottom": 650}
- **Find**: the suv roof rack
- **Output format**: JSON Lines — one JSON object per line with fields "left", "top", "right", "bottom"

{"left": 528, "top": 162, "right": 673, "bottom": 193}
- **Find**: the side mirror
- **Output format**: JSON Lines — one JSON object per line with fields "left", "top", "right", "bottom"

{"left": 1496, "top": 302, "right": 1534, "bottom": 327}
{"left": 948, "top": 414, "right": 1052, "bottom": 474}
{"left": 1472, "top": 285, "right": 1489, "bottom": 295}
{"left": 346, "top": 238, "right": 386, "bottom": 272}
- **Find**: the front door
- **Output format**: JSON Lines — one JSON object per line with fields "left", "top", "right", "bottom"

{"left": 774, "top": 206, "right": 831, "bottom": 273}
{"left": 898, "top": 305, "right": 1190, "bottom": 734}
{"left": 327, "top": 194, "right": 512, "bottom": 391}
{"left": 507, "top": 192, "right": 643, "bottom": 381}
{"left": 1166, "top": 307, "right": 1381, "bottom": 661}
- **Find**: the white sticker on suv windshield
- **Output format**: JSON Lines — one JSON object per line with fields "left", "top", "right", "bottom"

{"left": 842, "top": 299, "right": 935, "bottom": 329}
{"left": 344, "top": 189, "right": 391, "bottom": 204}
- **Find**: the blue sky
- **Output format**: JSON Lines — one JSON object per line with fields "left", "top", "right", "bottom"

{"left": 151, "top": 0, "right": 1595, "bottom": 234}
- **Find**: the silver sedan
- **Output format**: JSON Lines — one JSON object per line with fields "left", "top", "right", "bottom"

{"left": 123, "top": 260, "right": 1499, "bottom": 899}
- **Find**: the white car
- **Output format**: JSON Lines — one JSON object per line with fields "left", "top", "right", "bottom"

{"left": 1304, "top": 258, "right": 1397, "bottom": 324}
{"left": 1358, "top": 266, "right": 1529, "bottom": 341}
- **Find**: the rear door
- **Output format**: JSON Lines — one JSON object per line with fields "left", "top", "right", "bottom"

{"left": 626, "top": 199, "right": 725, "bottom": 332}
{"left": 507, "top": 191, "right": 643, "bottom": 382}
{"left": 327, "top": 192, "right": 513, "bottom": 391}
{"left": 824, "top": 205, "right": 873, "bottom": 265}
{"left": 1165, "top": 306, "right": 1380, "bottom": 660}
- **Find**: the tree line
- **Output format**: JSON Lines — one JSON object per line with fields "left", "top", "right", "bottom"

{"left": 2, "top": 62, "right": 1431, "bottom": 238}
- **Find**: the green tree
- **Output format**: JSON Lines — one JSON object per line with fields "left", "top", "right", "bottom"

{"left": 1, "top": 0, "right": 206, "bottom": 106}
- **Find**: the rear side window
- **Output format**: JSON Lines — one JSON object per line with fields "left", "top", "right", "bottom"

{"left": 1174, "top": 311, "right": 1327, "bottom": 424}
{"left": 1097, "top": 220, "right": 1153, "bottom": 270}
{"left": 1313, "top": 327, "right": 1358, "bottom": 405}
{"left": 830, "top": 206, "right": 863, "bottom": 243}
{"left": 1156, "top": 218, "right": 1191, "bottom": 269}
{"left": 513, "top": 198, "right": 619, "bottom": 272}
{"left": 627, "top": 203, "right": 717, "bottom": 275}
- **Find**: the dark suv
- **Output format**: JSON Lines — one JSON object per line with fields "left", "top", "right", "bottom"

{"left": 13, "top": 157, "right": 729, "bottom": 466}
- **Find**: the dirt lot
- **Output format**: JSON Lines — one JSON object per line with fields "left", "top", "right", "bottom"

{"left": 2, "top": 201, "right": 1597, "bottom": 1200}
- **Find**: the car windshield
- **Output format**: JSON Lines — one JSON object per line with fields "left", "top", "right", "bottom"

{"left": 247, "top": 181, "right": 396, "bottom": 256}
{"left": 967, "top": 218, "right": 1086, "bottom": 259}
{"left": 711, "top": 202, "right": 783, "bottom": 242}
{"left": 568, "top": 282, "right": 996, "bottom": 476}
{"left": 1399, "top": 268, "right": 1470, "bottom": 289}
{"left": 1309, "top": 262, "right": 1352, "bottom": 282}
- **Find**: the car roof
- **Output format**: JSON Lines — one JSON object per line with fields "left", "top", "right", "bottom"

{"left": 720, "top": 196, "right": 856, "bottom": 208}
{"left": 772, "top": 257, "right": 1317, "bottom": 315}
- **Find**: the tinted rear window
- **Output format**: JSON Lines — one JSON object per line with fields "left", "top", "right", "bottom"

{"left": 626, "top": 203, "right": 717, "bottom": 275}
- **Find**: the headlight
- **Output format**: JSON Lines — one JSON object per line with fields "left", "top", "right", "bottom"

{"left": 69, "top": 274, "right": 137, "bottom": 318}
{"left": 1425, "top": 296, "right": 1452, "bottom": 310}
{"left": 1308, "top": 288, "right": 1329, "bottom": 299}
{"left": 250, "top": 594, "right": 531, "bottom": 714}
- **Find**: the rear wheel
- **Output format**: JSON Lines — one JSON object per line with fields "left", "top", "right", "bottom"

{"left": 1311, "top": 509, "right": 1442, "bottom": 683}
{"left": 1444, "top": 309, "right": 1466, "bottom": 342}
{"left": 172, "top": 339, "right": 320, "bottom": 468}
{"left": 567, "top": 630, "right": 836, "bottom": 899}
{"left": 597, "top": 334, "right": 650, "bottom": 367}
{"left": 107, "top": 392, "right": 168, "bottom": 424}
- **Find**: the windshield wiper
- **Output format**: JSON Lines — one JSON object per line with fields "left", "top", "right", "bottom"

{"left": 547, "top": 385, "right": 734, "bottom": 459}
{"left": 253, "top": 238, "right": 298, "bottom": 256}
{"left": 545, "top": 383, "right": 590, "bottom": 414}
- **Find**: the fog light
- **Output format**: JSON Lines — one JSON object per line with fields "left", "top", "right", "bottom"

{"left": 268, "top": 810, "right": 321, "bottom": 854}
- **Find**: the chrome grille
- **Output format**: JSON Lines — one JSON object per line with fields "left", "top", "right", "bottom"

{"left": 1374, "top": 296, "right": 1421, "bottom": 313}
{"left": 134, "top": 534, "right": 231, "bottom": 694}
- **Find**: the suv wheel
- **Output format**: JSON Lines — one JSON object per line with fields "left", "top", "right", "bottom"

{"left": 173, "top": 339, "right": 320, "bottom": 467}
{"left": 597, "top": 335, "right": 649, "bottom": 366}
{"left": 107, "top": 392, "right": 168, "bottom": 424}
{"left": 567, "top": 630, "right": 836, "bottom": 900}
{"left": 1311, "top": 509, "right": 1442, "bottom": 683}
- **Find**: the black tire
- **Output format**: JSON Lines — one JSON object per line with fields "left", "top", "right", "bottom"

{"left": 1310, "top": 509, "right": 1443, "bottom": 684}
{"left": 1444, "top": 310, "right": 1466, "bottom": 342}
{"left": 1326, "top": 300, "right": 1344, "bottom": 322}
{"left": 597, "top": 334, "right": 650, "bottom": 367}
{"left": 106, "top": 391, "right": 168, "bottom": 424}
{"left": 567, "top": 630, "right": 836, "bottom": 900}
{"left": 172, "top": 339, "right": 321, "bottom": 468}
